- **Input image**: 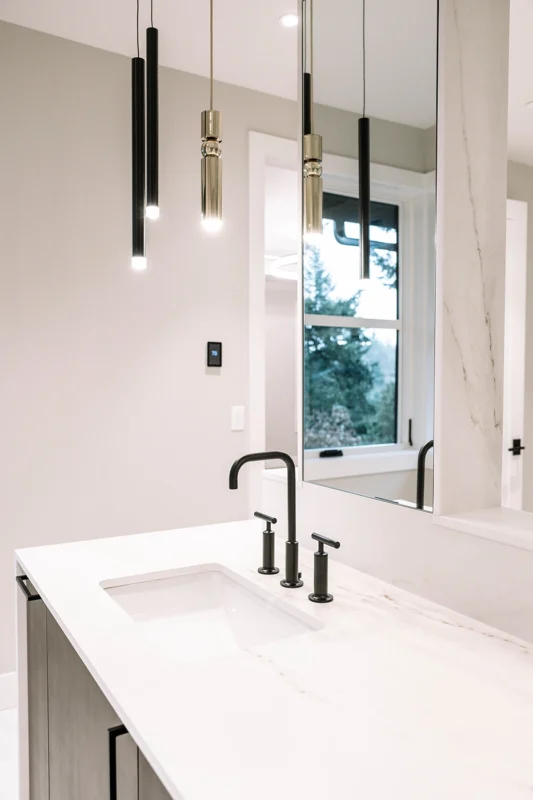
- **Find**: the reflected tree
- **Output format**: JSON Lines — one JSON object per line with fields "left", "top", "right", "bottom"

{"left": 304, "top": 244, "right": 396, "bottom": 449}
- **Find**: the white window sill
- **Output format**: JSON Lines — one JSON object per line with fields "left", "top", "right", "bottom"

{"left": 434, "top": 507, "right": 533, "bottom": 553}
{"left": 262, "top": 467, "right": 298, "bottom": 484}
{"left": 262, "top": 471, "right": 533, "bottom": 553}
{"left": 304, "top": 449, "right": 430, "bottom": 482}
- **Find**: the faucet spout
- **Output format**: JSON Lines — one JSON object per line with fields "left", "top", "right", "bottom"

{"left": 229, "top": 451, "right": 302, "bottom": 587}
{"left": 229, "top": 451, "right": 296, "bottom": 542}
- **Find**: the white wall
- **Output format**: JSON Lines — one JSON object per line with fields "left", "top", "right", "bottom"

{"left": 0, "top": 23, "right": 300, "bottom": 674}
{"left": 0, "top": 21, "right": 431, "bottom": 676}
{"left": 265, "top": 279, "right": 298, "bottom": 460}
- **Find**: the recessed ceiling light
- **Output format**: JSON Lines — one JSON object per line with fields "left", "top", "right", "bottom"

{"left": 280, "top": 13, "right": 298, "bottom": 28}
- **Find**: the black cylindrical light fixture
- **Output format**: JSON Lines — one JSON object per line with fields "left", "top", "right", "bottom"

{"left": 132, "top": 56, "right": 146, "bottom": 270}
{"left": 303, "top": 72, "right": 312, "bottom": 136}
{"left": 146, "top": 26, "right": 159, "bottom": 220}
{"left": 358, "top": 116, "right": 371, "bottom": 280}
{"left": 358, "top": 0, "right": 371, "bottom": 280}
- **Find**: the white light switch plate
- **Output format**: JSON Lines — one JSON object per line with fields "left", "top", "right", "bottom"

{"left": 231, "top": 406, "right": 245, "bottom": 431}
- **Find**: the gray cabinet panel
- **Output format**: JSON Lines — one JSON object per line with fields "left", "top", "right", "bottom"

{"left": 139, "top": 752, "right": 174, "bottom": 800}
{"left": 46, "top": 611, "right": 121, "bottom": 800}
{"left": 26, "top": 602, "right": 175, "bottom": 800}
{"left": 25, "top": 585, "right": 49, "bottom": 800}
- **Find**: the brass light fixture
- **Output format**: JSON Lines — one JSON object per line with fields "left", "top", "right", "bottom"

{"left": 201, "top": 0, "right": 223, "bottom": 234}
{"left": 303, "top": 0, "right": 323, "bottom": 244}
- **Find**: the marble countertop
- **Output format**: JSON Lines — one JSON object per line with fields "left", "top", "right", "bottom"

{"left": 16, "top": 521, "right": 533, "bottom": 799}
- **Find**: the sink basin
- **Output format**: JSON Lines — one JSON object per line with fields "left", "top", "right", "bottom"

{"left": 103, "top": 565, "right": 321, "bottom": 664}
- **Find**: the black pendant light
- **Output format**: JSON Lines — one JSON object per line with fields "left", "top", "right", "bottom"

{"left": 303, "top": 71, "right": 312, "bottom": 137}
{"left": 146, "top": 0, "right": 159, "bottom": 220}
{"left": 358, "top": 0, "right": 371, "bottom": 280}
{"left": 132, "top": 0, "right": 146, "bottom": 270}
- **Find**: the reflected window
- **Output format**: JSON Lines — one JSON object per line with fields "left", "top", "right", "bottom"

{"left": 304, "top": 193, "right": 400, "bottom": 450}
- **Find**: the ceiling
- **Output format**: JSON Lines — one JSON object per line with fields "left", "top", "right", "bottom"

{"left": 0, "top": 0, "right": 437, "bottom": 129}
{"left": 4, "top": 0, "right": 530, "bottom": 157}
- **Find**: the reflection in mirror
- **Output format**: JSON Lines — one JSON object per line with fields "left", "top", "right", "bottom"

{"left": 302, "top": 0, "right": 438, "bottom": 512}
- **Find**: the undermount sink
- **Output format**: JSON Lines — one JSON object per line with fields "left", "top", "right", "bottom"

{"left": 103, "top": 565, "right": 322, "bottom": 664}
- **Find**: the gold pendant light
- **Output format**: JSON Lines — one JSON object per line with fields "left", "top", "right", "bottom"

{"left": 303, "top": 0, "right": 323, "bottom": 244}
{"left": 201, "top": 0, "right": 223, "bottom": 234}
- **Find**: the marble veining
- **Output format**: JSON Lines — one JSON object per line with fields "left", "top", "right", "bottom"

{"left": 453, "top": 0, "right": 500, "bottom": 427}
{"left": 434, "top": 0, "right": 509, "bottom": 515}
{"left": 16, "top": 520, "right": 533, "bottom": 800}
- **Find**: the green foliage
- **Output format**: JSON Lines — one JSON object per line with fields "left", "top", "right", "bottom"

{"left": 304, "top": 244, "right": 397, "bottom": 449}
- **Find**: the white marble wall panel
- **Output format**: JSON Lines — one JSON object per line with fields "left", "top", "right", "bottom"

{"left": 434, "top": 0, "right": 510, "bottom": 514}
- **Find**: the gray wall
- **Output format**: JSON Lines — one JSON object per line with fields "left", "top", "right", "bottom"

{"left": 0, "top": 21, "right": 430, "bottom": 674}
{"left": 317, "top": 104, "right": 434, "bottom": 173}
{"left": 0, "top": 22, "right": 295, "bottom": 674}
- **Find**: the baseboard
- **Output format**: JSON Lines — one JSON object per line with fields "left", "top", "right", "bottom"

{"left": 0, "top": 671, "right": 17, "bottom": 711}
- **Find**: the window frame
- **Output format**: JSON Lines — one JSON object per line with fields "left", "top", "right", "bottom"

{"left": 303, "top": 158, "right": 435, "bottom": 475}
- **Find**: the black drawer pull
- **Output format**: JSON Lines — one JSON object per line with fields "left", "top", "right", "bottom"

{"left": 109, "top": 724, "right": 129, "bottom": 800}
{"left": 16, "top": 575, "right": 41, "bottom": 602}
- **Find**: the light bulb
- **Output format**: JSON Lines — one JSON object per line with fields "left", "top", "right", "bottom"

{"left": 280, "top": 13, "right": 298, "bottom": 28}
{"left": 146, "top": 205, "right": 160, "bottom": 220}
{"left": 304, "top": 231, "right": 323, "bottom": 248}
{"left": 131, "top": 256, "right": 147, "bottom": 271}
{"left": 202, "top": 217, "right": 224, "bottom": 235}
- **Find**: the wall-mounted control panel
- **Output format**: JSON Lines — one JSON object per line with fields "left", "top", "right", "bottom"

{"left": 207, "top": 342, "right": 222, "bottom": 367}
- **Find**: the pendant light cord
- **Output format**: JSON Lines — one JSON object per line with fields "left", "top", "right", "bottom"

{"left": 151, "top": 0, "right": 154, "bottom": 27}
{"left": 362, "top": 0, "right": 366, "bottom": 117}
{"left": 136, "top": 0, "right": 140, "bottom": 57}
{"left": 210, "top": 0, "right": 214, "bottom": 109}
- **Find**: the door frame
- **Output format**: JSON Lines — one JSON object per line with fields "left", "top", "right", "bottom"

{"left": 502, "top": 198, "right": 528, "bottom": 510}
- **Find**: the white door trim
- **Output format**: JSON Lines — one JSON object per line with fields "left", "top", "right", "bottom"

{"left": 502, "top": 198, "right": 528, "bottom": 510}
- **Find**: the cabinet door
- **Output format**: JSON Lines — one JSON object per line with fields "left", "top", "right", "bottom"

{"left": 19, "top": 577, "right": 49, "bottom": 800}
{"left": 114, "top": 730, "right": 139, "bottom": 800}
{"left": 46, "top": 610, "right": 122, "bottom": 800}
{"left": 139, "top": 752, "right": 174, "bottom": 800}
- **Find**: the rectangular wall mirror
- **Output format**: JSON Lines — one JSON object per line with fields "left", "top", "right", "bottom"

{"left": 301, "top": 0, "right": 438, "bottom": 512}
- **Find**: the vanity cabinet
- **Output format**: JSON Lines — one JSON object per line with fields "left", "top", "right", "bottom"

{"left": 23, "top": 579, "right": 49, "bottom": 800}
{"left": 47, "top": 610, "right": 120, "bottom": 798}
{"left": 19, "top": 579, "right": 172, "bottom": 800}
{"left": 139, "top": 752, "right": 175, "bottom": 800}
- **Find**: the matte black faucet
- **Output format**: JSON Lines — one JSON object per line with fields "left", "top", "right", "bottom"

{"left": 229, "top": 451, "right": 303, "bottom": 588}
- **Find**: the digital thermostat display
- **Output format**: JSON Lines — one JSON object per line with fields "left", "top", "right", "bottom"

{"left": 207, "top": 342, "right": 222, "bottom": 367}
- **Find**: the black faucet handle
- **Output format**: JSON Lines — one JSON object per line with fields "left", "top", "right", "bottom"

{"left": 254, "top": 511, "right": 278, "bottom": 526}
{"left": 309, "top": 534, "right": 340, "bottom": 604}
{"left": 312, "top": 533, "right": 341, "bottom": 551}
{"left": 255, "top": 512, "right": 279, "bottom": 576}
